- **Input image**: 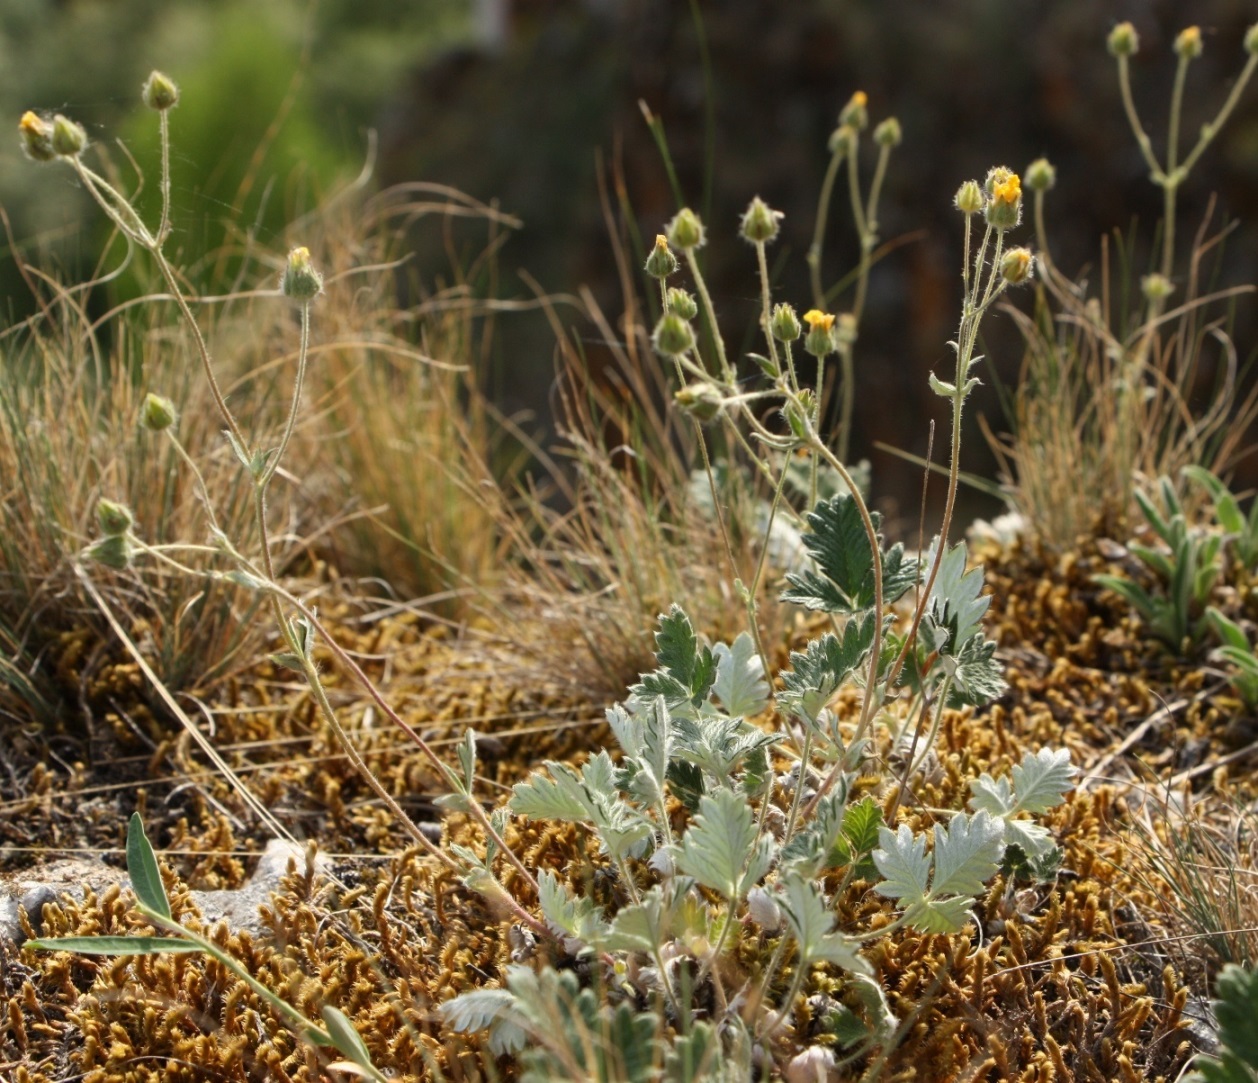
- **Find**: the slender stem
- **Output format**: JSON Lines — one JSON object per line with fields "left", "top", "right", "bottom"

{"left": 754, "top": 240, "right": 781, "bottom": 377}
{"left": 260, "top": 301, "right": 310, "bottom": 492}
{"left": 684, "top": 250, "right": 734, "bottom": 384}
{"left": 781, "top": 727, "right": 813, "bottom": 845}
{"left": 1179, "top": 51, "right": 1258, "bottom": 176}
{"left": 845, "top": 141, "right": 866, "bottom": 240}
{"left": 759, "top": 946, "right": 809, "bottom": 1038}
{"left": 808, "top": 146, "right": 846, "bottom": 309}
{"left": 1162, "top": 53, "right": 1191, "bottom": 277}
{"left": 836, "top": 345, "right": 856, "bottom": 467}
{"left": 1116, "top": 55, "right": 1164, "bottom": 181}
{"left": 157, "top": 110, "right": 172, "bottom": 247}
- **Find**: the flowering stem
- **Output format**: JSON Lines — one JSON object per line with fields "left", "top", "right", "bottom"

{"left": 808, "top": 145, "right": 846, "bottom": 309}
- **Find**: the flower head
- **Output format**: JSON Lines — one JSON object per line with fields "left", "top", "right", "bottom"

{"left": 1174, "top": 26, "right": 1202, "bottom": 60}
{"left": 666, "top": 208, "right": 706, "bottom": 251}
{"left": 1108, "top": 22, "right": 1139, "bottom": 58}
{"left": 839, "top": 90, "right": 869, "bottom": 130}
{"left": 281, "top": 246, "right": 323, "bottom": 301}
{"left": 802, "top": 310, "right": 838, "bottom": 357}
{"left": 999, "top": 247, "right": 1035, "bottom": 286}
{"left": 740, "top": 196, "right": 783, "bottom": 245}
{"left": 142, "top": 71, "right": 180, "bottom": 112}
{"left": 984, "top": 167, "right": 1022, "bottom": 230}
{"left": 645, "top": 234, "right": 678, "bottom": 280}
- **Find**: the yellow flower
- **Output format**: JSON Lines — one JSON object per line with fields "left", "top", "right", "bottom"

{"left": 992, "top": 173, "right": 1021, "bottom": 206}
{"left": 802, "top": 309, "right": 836, "bottom": 332}
{"left": 1175, "top": 26, "right": 1203, "bottom": 59}
{"left": 851, "top": 91, "right": 867, "bottom": 108}
{"left": 18, "top": 111, "right": 55, "bottom": 161}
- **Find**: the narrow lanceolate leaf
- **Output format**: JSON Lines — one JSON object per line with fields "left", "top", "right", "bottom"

{"left": 126, "top": 813, "right": 171, "bottom": 920}
{"left": 675, "top": 788, "right": 776, "bottom": 900}
{"left": 712, "top": 633, "right": 769, "bottom": 718}
{"left": 24, "top": 936, "right": 202, "bottom": 955}
{"left": 321, "top": 1006, "right": 383, "bottom": 1080}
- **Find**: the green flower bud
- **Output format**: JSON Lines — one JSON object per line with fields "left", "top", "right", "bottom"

{"left": 873, "top": 117, "right": 902, "bottom": 148}
{"left": 51, "top": 115, "right": 87, "bottom": 158}
{"left": 644, "top": 234, "right": 678, "bottom": 280}
{"left": 1025, "top": 157, "right": 1056, "bottom": 192}
{"left": 740, "top": 196, "right": 783, "bottom": 245}
{"left": 666, "top": 207, "right": 706, "bottom": 251}
{"left": 1246, "top": 24, "right": 1258, "bottom": 55}
{"left": 674, "top": 382, "right": 724, "bottom": 423}
{"left": 141, "top": 392, "right": 177, "bottom": 432}
{"left": 802, "top": 310, "right": 838, "bottom": 358}
{"left": 652, "top": 312, "right": 696, "bottom": 358}
{"left": 984, "top": 167, "right": 1022, "bottom": 231}
{"left": 783, "top": 391, "right": 817, "bottom": 440}
{"left": 954, "top": 180, "right": 984, "bottom": 215}
{"left": 281, "top": 246, "right": 323, "bottom": 301}
{"left": 827, "top": 124, "right": 858, "bottom": 156}
{"left": 1108, "top": 22, "right": 1139, "bottom": 58}
{"left": 88, "top": 534, "right": 134, "bottom": 570}
{"left": 999, "top": 247, "right": 1035, "bottom": 286}
{"left": 666, "top": 287, "right": 699, "bottom": 321}
{"left": 18, "top": 112, "right": 55, "bottom": 162}
{"left": 142, "top": 71, "right": 180, "bottom": 112}
{"left": 1174, "top": 26, "right": 1202, "bottom": 60}
{"left": 838, "top": 90, "right": 868, "bottom": 131}
{"left": 770, "top": 302, "right": 801, "bottom": 342}
{"left": 96, "top": 498, "right": 134, "bottom": 538}
{"left": 1141, "top": 273, "right": 1175, "bottom": 302}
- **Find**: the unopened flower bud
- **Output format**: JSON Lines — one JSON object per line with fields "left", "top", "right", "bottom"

{"left": 644, "top": 234, "right": 678, "bottom": 280}
{"left": 839, "top": 90, "right": 868, "bottom": 131}
{"left": 652, "top": 312, "right": 696, "bottom": 358}
{"left": 51, "top": 115, "right": 87, "bottom": 157}
{"left": 828, "top": 123, "right": 857, "bottom": 156}
{"left": 666, "top": 207, "right": 705, "bottom": 251}
{"left": 984, "top": 167, "right": 1022, "bottom": 231}
{"left": 740, "top": 196, "right": 783, "bottom": 245}
{"left": 1025, "top": 157, "right": 1056, "bottom": 192}
{"left": 1108, "top": 22, "right": 1139, "bottom": 58}
{"left": 770, "top": 302, "right": 801, "bottom": 342}
{"left": 1141, "top": 273, "right": 1175, "bottom": 302}
{"left": 954, "top": 180, "right": 983, "bottom": 215}
{"left": 281, "top": 246, "right": 323, "bottom": 301}
{"left": 1174, "top": 26, "right": 1202, "bottom": 60}
{"left": 18, "top": 112, "right": 55, "bottom": 162}
{"left": 747, "top": 887, "right": 783, "bottom": 931}
{"left": 96, "top": 498, "right": 134, "bottom": 538}
{"left": 802, "top": 309, "right": 838, "bottom": 358}
{"left": 999, "top": 247, "right": 1035, "bottom": 285}
{"left": 783, "top": 391, "right": 817, "bottom": 440}
{"left": 1246, "top": 23, "right": 1258, "bottom": 55}
{"left": 142, "top": 71, "right": 180, "bottom": 112}
{"left": 674, "top": 382, "right": 723, "bottom": 422}
{"left": 88, "top": 534, "right": 134, "bottom": 571}
{"left": 666, "top": 287, "right": 698, "bottom": 321}
{"left": 873, "top": 116, "right": 902, "bottom": 148}
{"left": 141, "top": 392, "right": 177, "bottom": 432}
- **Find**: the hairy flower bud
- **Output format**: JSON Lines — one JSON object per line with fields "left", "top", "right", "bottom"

{"left": 1246, "top": 23, "right": 1258, "bottom": 55}
{"left": 827, "top": 123, "right": 858, "bottom": 156}
{"left": 873, "top": 116, "right": 902, "bottom": 148}
{"left": 1025, "top": 157, "right": 1056, "bottom": 192}
{"left": 999, "top": 247, "right": 1035, "bottom": 286}
{"left": 839, "top": 90, "right": 868, "bottom": 131}
{"left": 674, "top": 382, "right": 723, "bottom": 422}
{"left": 96, "top": 498, "right": 134, "bottom": 538}
{"left": 281, "top": 246, "right": 323, "bottom": 301}
{"left": 652, "top": 312, "right": 696, "bottom": 358}
{"left": 51, "top": 115, "right": 87, "bottom": 158}
{"left": 740, "top": 196, "right": 783, "bottom": 245}
{"left": 1174, "top": 26, "right": 1202, "bottom": 60}
{"left": 1108, "top": 22, "right": 1139, "bottom": 58}
{"left": 984, "top": 167, "right": 1022, "bottom": 231}
{"left": 954, "top": 179, "right": 983, "bottom": 215}
{"left": 770, "top": 302, "right": 801, "bottom": 342}
{"left": 666, "top": 207, "right": 706, "bottom": 251}
{"left": 18, "top": 112, "right": 55, "bottom": 162}
{"left": 88, "top": 534, "right": 134, "bottom": 570}
{"left": 665, "top": 287, "right": 698, "bottom": 321}
{"left": 142, "top": 71, "right": 180, "bottom": 112}
{"left": 802, "top": 309, "right": 838, "bottom": 358}
{"left": 140, "top": 392, "right": 177, "bottom": 432}
{"left": 644, "top": 234, "right": 678, "bottom": 280}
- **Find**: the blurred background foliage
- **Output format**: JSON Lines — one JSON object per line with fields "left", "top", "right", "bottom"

{"left": 6, "top": 0, "right": 1258, "bottom": 528}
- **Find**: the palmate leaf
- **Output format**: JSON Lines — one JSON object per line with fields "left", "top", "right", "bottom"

{"left": 671, "top": 714, "right": 778, "bottom": 788}
{"left": 946, "top": 634, "right": 1007, "bottom": 708}
{"left": 780, "top": 790, "right": 847, "bottom": 877}
{"left": 873, "top": 811, "right": 1003, "bottom": 934}
{"left": 642, "top": 605, "right": 717, "bottom": 707}
{"left": 537, "top": 869, "right": 608, "bottom": 947}
{"left": 779, "top": 612, "right": 876, "bottom": 719}
{"left": 777, "top": 872, "right": 870, "bottom": 974}
{"left": 675, "top": 788, "right": 777, "bottom": 900}
{"left": 439, "top": 988, "right": 528, "bottom": 1055}
{"left": 928, "top": 541, "right": 991, "bottom": 650}
{"left": 712, "top": 633, "right": 770, "bottom": 718}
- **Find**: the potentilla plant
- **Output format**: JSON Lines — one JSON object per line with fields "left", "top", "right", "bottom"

{"left": 440, "top": 158, "right": 1075, "bottom": 1072}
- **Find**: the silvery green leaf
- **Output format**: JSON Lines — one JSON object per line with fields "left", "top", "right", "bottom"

{"left": 537, "top": 869, "right": 607, "bottom": 947}
{"left": 1008, "top": 747, "right": 1076, "bottom": 815}
{"left": 712, "top": 633, "right": 769, "bottom": 718}
{"left": 223, "top": 569, "right": 267, "bottom": 591}
{"left": 1002, "top": 818, "right": 1055, "bottom": 860}
{"left": 848, "top": 972, "right": 900, "bottom": 1040}
{"left": 321, "top": 1006, "right": 383, "bottom": 1081}
{"left": 780, "top": 790, "right": 847, "bottom": 877}
{"left": 777, "top": 872, "right": 870, "bottom": 974}
{"left": 928, "top": 372, "right": 956, "bottom": 397}
{"left": 510, "top": 761, "right": 595, "bottom": 822}
{"left": 928, "top": 541, "right": 990, "bottom": 649}
{"left": 946, "top": 634, "right": 1007, "bottom": 708}
{"left": 605, "top": 886, "right": 669, "bottom": 954}
{"left": 630, "top": 696, "right": 673, "bottom": 805}
{"left": 929, "top": 810, "right": 1003, "bottom": 899}
{"left": 271, "top": 651, "right": 305, "bottom": 672}
{"left": 872, "top": 824, "right": 930, "bottom": 903}
{"left": 439, "top": 988, "right": 526, "bottom": 1054}
{"left": 225, "top": 429, "right": 252, "bottom": 469}
{"left": 606, "top": 704, "right": 644, "bottom": 758}
{"left": 676, "top": 788, "right": 775, "bottom": 900}
{"left": 671, "top": 715, "right": 778, "bottom": 786}
{"left": 779, "top": 613, "right": 876, "bottom": 720}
